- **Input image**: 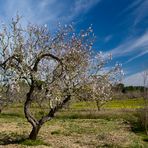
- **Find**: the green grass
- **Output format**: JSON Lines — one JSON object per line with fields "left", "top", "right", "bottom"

{"left": 70, "top": 98, "right": 145, "bottom": 110}
{"left": 18, "top": 139, "right": 51, "bottom": 146}
{"left": 0, "top": 98, "right": 147, "bottom": 147}
{"left": 105, "top": 98, "right": 145, "bottom": 109}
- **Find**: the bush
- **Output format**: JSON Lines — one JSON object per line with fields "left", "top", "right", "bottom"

{"left": 137, "top": 107, "right": 148, "bottom": 134}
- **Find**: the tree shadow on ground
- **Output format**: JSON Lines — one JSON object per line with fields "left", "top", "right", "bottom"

{"left": 0, "top": 132, "right": 27, "bottom": 145}
{"left": 0, "top": 132, "right": 50, "bottom": 146}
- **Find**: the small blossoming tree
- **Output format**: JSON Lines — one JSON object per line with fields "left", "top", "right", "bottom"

{"left": 76, "top": 51, "right": 122, "bottom": 111}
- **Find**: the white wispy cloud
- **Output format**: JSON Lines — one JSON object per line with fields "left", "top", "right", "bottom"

{"left": 107, "top": 31, "right": 148, "bottom": 62}
{"left": 106, "top": 0, "right": 148, "bottom": 64}
{"left": 1, "top": 0, "right": 64, "bottom": 25}
{"left": 132, "top": 0, "right": 148, "bottom": 26}
{"left": 125, "top": 50, "right": 148, "bottom": 64}
{"left": 104, "top": 35, "right": 112, "bottom": 43}
{"left": 70, "top": 0, "right": 101, "bottom": 18}
{"left": 123, "top": 70, "right": 148, "bottom": 86}
{"left": 119, "top": 0, "right": 148, "bottom": 26}
{"left": 55, "top": 0, "right": 101, "bottom": 25}
{"left": 0, "top": 0, "right": 101, "bottom": 27}
{"left": 119, "top": 0, "right": 143, "bottom": 15}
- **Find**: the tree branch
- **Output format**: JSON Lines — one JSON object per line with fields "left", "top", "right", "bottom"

{"left": 32, "top": 53, "right": 63, "bottom": 72}
{"left": 38, "top": 94, "right": 71, "bottom": 125}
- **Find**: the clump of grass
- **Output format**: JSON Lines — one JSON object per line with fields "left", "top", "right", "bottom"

{"left": 65, "top": 122, "right": 97, "bottom": 134}
{"left": 51, "top": 130, "right": 61, "bottom": 135}
{"left": 0, "top": 112, "right": 24, "bottom": 119}
{"left": 142, "top": 135, "right": 148, "bottom": 142}
{"left": 0, "top": 132, "right": 27, "bottom": 145}
{"left": 56, "top": 109, "right": 134, "bottom": 122}
{"left": 131, "top": 140, "right": 144, "bottom": 148}
{"left": 18, "top": 139, "right": 50, "bottom": 146}
{"left": 97, "top": 132, "right": 106, "bottom": 140}
{"left": 56, "top": 111, "right": 108, "bottom": 120}
{"left": 97, "top": 143, "right": 115, "bottom": 148}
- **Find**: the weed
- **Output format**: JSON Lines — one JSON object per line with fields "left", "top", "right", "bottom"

{"left": 51, "top": 130, "right": 61, "bottom": 135}
{"left": 18, "top": 139, "right": 50, "bottom": 146}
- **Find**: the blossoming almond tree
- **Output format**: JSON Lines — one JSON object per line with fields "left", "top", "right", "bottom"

{"left": 75, "top": 52, "right": 122, "bottom": 111}
{"left": 0, "top": 16, "right": 122, "bottom": 140}
{"left": 90, "top": 53, "right": 123, "bottom": 111}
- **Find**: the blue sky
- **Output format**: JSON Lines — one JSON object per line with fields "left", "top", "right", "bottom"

{"left": 0, "top": 0, "right": 148, "bottom": 86}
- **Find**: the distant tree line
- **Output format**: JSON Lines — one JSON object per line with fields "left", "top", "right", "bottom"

{"left": 113, "top": 83, "right": 148, "bottom": 99}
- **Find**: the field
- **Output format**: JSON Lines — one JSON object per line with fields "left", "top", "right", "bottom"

{"left": 0, "top": 98, "right": 148, "bottom": 148}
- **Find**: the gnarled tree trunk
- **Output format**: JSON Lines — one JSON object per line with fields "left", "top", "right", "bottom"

{"left": 24, "top": 82, "right": 71, "bottom": 140}
{"left": 24, "top": 84, "right": 40, "bottom": 140}
{"left": 29, "top": 125, "right": 41, "bottom": 140}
